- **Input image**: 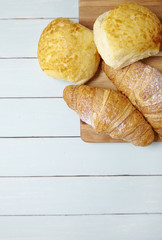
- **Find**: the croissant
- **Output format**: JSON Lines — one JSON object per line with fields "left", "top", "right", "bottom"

{"left": 102, "top": 61, "right": 162, "bottom": 138}
{"left": 63, "top": 85, "right": 154, "bottom": 146}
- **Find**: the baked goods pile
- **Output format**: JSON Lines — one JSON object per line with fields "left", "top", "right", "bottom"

{"left": 37, "top": 2, "right": 162, "bottom": 146}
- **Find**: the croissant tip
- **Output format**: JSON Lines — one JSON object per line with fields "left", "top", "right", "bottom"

{"left": 63, "top": 85, "right": 71, "bottom": 98}
{"left": 63, "top": 85, "right": 78, "bottom": 110}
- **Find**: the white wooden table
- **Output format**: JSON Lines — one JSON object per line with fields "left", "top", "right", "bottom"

{"left": 0, "top": 0, "right": 162, "bottom": 239}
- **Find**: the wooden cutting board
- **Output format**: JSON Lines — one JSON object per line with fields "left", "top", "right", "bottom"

{"left": 79, "top": 0, "right": 162, "bottom": 143}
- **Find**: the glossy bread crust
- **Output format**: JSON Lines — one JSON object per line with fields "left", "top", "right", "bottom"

{"left": 102, "top": 61, "right": 162, "bottom": 138}
{"left": 63, "top": 85, "right": 154, "bottom": 146}
{"left": 38, "top": 18, "right": 100, "bottom": 84}
{"left": 94, "top": 2, "right": 161, "bottom": 69}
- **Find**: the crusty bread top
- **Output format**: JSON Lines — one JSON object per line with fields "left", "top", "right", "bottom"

{"left": 102, "top": 2, "right": 161, "bottom": 52}
{"left": 93, "top": 2, "right": 161, "bottom": 69}
{"left": 37, "top": 18, "right": 100, "bottom": 84}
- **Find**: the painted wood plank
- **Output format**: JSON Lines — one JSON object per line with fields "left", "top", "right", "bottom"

{"left": 0, "top": 177, "right": 161, "bottom": 214}
{"left": 0, "top": 138, "right": 162, "bottom": 176}
{"left": 0, "top": 215, "right": 162, "bottom": 240}
{"left": 0, "top": 99, "right": 79, "bottom": 137}
{"left": 0, "top": 19, "right": 53, "bottom": 57}
{"left": 0, "top": 59, "right": 71, "bottom": 97}
{"left": 0, "top": 19, "right": 78, "bottom": 58}
{"left": 1, "top": 58, "right": 162, "bottom": 98}
{"left": 0, "top": 0, "right": 78, "bottom": 18}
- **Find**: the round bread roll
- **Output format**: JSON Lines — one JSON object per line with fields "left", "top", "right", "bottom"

{"left": 38, "top": 18, "right": 100, "bottom": 84}
{"left": 93, "top": 2, "right": 161, "bottom": 70}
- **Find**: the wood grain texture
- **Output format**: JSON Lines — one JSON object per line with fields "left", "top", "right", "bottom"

{"left": 0, "top": 138, "right": 162, "bottom": 176}
{"left": 79, "top": 0, "right": 162, "bottom": 29}
{"left": 0, "top": 177, "right": 162, "bottom": 214}
{"left": 79, "top": 0, "right": 162, "bottom": 143}
{"left": 0, "top": 215, "right": 162, "bottom": 240}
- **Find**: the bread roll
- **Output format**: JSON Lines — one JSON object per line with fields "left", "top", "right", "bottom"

{"left": 93, "top": 2, "right": 161, "bottom": 70}
{"left": 38, "top": 18, "right": 100, "bottom": 84}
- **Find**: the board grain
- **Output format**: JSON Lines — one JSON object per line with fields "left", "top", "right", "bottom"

{"left": 79, "top": 0, "right": 162, "bottom": 143}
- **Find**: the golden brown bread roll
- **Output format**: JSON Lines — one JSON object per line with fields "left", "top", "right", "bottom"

{"left": 93, "top": 2, "right": 161, "bottom": 69}
{"left": 37, "top": 18, "right": 100, "bottom": 84}
{"left": 63, "top": 85, "right": 154, "bottom": 146}
{"left": 102, "top": 61, "right": 162, "bottom": 138}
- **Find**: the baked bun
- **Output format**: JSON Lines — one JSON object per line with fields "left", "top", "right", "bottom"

{"left": 93, "top": 2, "right": 161, "bottom": 70}
{"left": 38, "top": 18, "right": 100, "bottom": 84}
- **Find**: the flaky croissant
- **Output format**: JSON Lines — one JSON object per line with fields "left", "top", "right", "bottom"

{"left": 102, "top": 61, "right": 162, "bottom": 138}
{"left": 63, "top": 85, "right": 154, "bottom": 146}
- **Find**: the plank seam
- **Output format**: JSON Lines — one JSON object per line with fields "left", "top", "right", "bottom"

{"left": 0, "top": 97, "right": 63, "bottom": 99}
{"left": 0, "top": 136, "right": 81, "bottom": 138}
{"left": 0, "top": 213, "right": 162, "bottom": 217}
{"left": 0, "top": 175, "right": 162, "bottom": 178}
{"left": 0, "top": 17, "right": 78, "bottom": 20}
{"left": 0, "top": 57, "right": 37, "bottom": 59}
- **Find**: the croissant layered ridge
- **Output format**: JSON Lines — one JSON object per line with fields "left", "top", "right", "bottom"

{"left": 63, "top": 85, "right": 154, "bottom": 146}
{"left": 102, "top": 61, "right": 162, "bottom": 138}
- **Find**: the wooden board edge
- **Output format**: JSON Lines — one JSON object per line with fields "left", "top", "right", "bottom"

{"left": 80, "top": 120, "right": 126, "bottom": 143}
{"left": 80, "top": 120, "right": 162, "bottom": 143}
